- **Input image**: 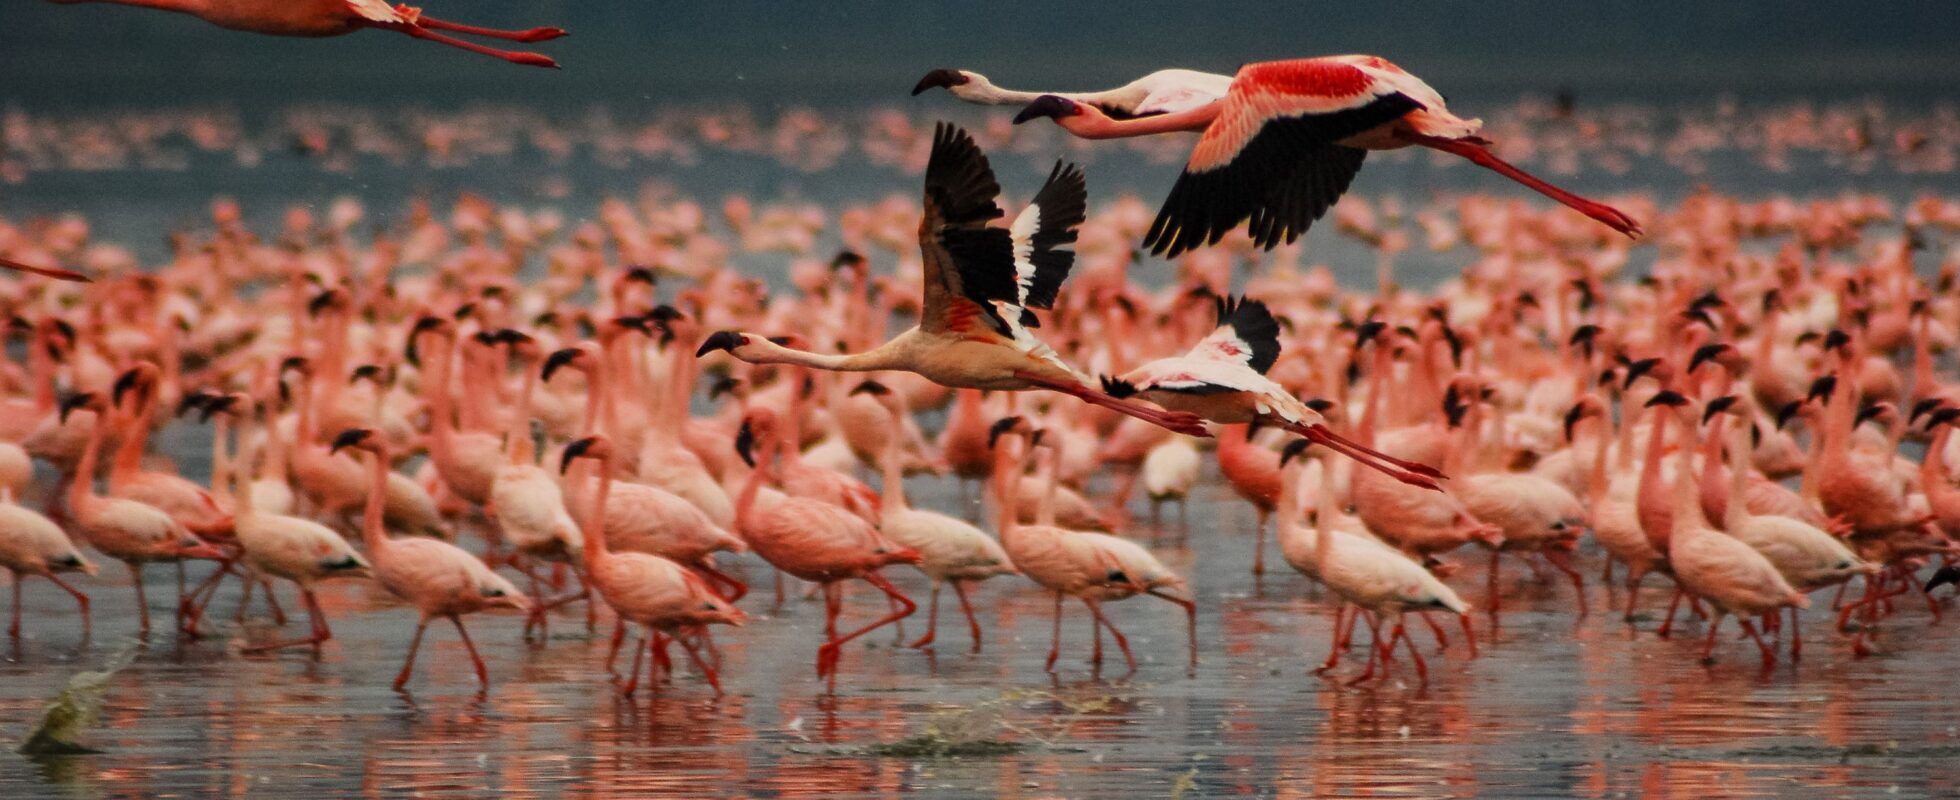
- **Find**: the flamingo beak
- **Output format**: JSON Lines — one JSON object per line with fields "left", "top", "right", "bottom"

{"left": 1013, "top": 94, "right": 1079, "bottom": 125}
{"left": 911, "top": 68, "right": 967, "bottom": 96}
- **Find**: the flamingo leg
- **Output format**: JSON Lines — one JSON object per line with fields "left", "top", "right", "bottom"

{"left": 1426, "top": 607, "right": 1458, "bottom": 654}
{"left": 604, "top": 618, "right": 627, "bottom": 674}
{"left": 951, "top": 580, "right": 984, "bottom": 653}
{"left": 1046, "top": 591, "right": 1064, "bottom": 672}
{"left": 412, "top": 14, "right": 567, "bottom": 43}
{"left": 1657, "top": 588, "right": 1686, "bottom": 638}
{"left": 1544, "top": 548, "right": 1588, "bottom": 617}
{"left": 1487, "top": 549, "right": 1503, "bottom": 619}
{"left": 449, "top": 615, "right": 489, "bottom": 689}
{"left": 694, "top": 562, "right": 749, "bottom": 604}
{"left": 262, "top": 578, "right": 289, "bottom": 626}
{"left": 1789, "top": 606, "right": 1803, "bottom": 661}
{"left": 1739, "top": 618, "right": 1775, "bottom": 671}
{"left": 394, "top": 617, "right": 429, "bottom": 690}
{"left": 1346, "top": 612, "right": 1383, "bottom": 685}
{"left": 236, "top": 575, "right": 256, "bottom": 623}
{"left": 1624, "top": 566, "right": 1650, "bottom": 623}
{"left": 817, "top": 572, "right": 916, "bottom": 681}
{"left": 384, "top": 24, "right": 560, "bottom": 69}
{"left": 1082, "top": 599, "right": 1136, "bottom": 675}
{"left": 1457, "top": 611, "right": 1479, "bottom": 658}
{"left": 1316, "top": 604, "right": 1353, "bottom": 673}
{"left": 129, "top": 562, "right": 150, "bottom": 636}
{"left": 0, "top": 256, "right": 90, "bottom": 281}
{"left": 1699, "top": 611, "right": 1726, "bottom": 665}
{"left": 242, "top": 588, "right": 334, "bottom": 654}
{"left": 47, "top": 574, "right": 92, "bottom": 640}
{"left": 1395, "top": 621, "right": 1428, "bottom": 683}
{"left": 1252, "top": 508, "right": 1268, "bottom": 575}
{"left": 1399, "top": 133, "right": 1643, "bottom": 237}
{"left": 621, "top": 630, "right": 646, "bottom": 695}
{"left": 674, "top": 628, "right": 724, "bottom": 695}
{"left": 1011, "top": 371, "right": 1211, "bottom": 437}
{"left": 817, "top": 582, "right": 842, "bottom": 679}
{"left": 8, "top": 579, "right": 18, "bottom": 639}
{"left": 908, "top": 581, "right": 941, "bottom": 649}
{"left": 1282, "top": 421, "right": 1445, "bottom": 488}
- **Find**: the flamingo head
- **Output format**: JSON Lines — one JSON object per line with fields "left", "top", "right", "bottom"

{"left": 112, "top": 362, "right": 160, "bottom": 408}
{"left": 695, "top": 330, "right": 753, "bottom": 359}
{"left": 329, "top": 428, "right": 378, "bottom": 457}
{"left": 58, "top": 391, "right": 104, "bottom": 424}
{"left": 404, "top": 315, "right": 454, "bottom": 366}
{"left": 1279, "top": 438, "right": 1313, "bottom": 468}
{"left": 735, "top": 408, "right": 781, "bottom": 468}
{"left": 199, "top": 392, "right": 253, "bottom": 423}
{"left": 1700, "top": 394, "right": 1742, "bottom": 425}
{"left": 1013, "top": 94, "right": 1082, "bottom": 125}
{"left": 987, "top": 416, "right": 1027, "bottom": 450}
{"left": 910, "top": 68, "right": 973, "bottom": 96}
{"left": 560, "top": 435, "right": 615, "bottom": 473}
{"left": 542, "top": 342, "right": 601, "bottom": 382}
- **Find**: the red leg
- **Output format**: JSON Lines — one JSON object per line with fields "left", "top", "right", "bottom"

{"left": 1657, "top": 588, "right": 1685, "bottom": 638}
{"left": 1545, "top": 548, "right": 1588, "bottom": 617}
{"left": 674, "top": 628, "right": 723, "bottom": 695}
{"left": 394, "top": 617, "right": 429, "bottom": 690}
{"left": 1083, "top": 599, "right": 1136, "bottom": 675}
{"left": 1046, "top": 591, "right": 1064, "bottom": 672}
{"left": 1623, "top": 566, "right": 1650, "bottom": 623}
{"left": 387, "top": 24, "right": 559, "bottom": 69}
{"left": 1286, "top": 421, "right": 1445, "bottom": 488}
{"left": 817, "top": 582, "right": 842, "bottom": 678}
{"left": 48, "top": 574, "right": 92, "bottom": 640}
{"left": 1316, "top": 604, "right": 1352, "bottom": 674}
{"left": 1419, "top": 610, "right": 1451, "bottom": 651}
{"left": 621, "top": 630, "right": 646, "bottom": 695}
{"left": 694, "top": 561, "right": 748, "bottom": 604}
{"left": 263, "top": 580, "right": 288, "bottom": 627}
{"left": 908, "top": 581, "right": 941, "bottom": 649}
{"left": 816, "top": 572, "right": 916, "bottom": 681}
{"left": 1395, "top": 621, "right": 1428, "bottom": 683}
{"left": 1487, "top": 549, "right": 1503, "bottom": 619}
{"left": 412, "top": 13, "right": 567, "bottom": 43}
{"left": 1012, "top": 371, "right": 1211, "bottom": 437}
{"left": 450, "top": 615, "right": 489, "bottom": 690}
{"left": 1458, "top": 611, "right": 1479, "bottom": 658}
{"left": 951, "top": 580, "right": 984, "bottom": 653}
{"left": 1740, "top": 618, "right": 1775, "bottom": 671}
{"left": 243, "top": 587, "right": 336, "bottom": 654}
{"left": 1346, "top": 612, "right": 1383, "bottom": 685}
{"left": 0, "top": 256, "right": 90, "bottom": 281}
{"left": 1789, "top": 606, "right": 1803, "bottom": 661}
{"left": 604, "top": 618, "right": 627, "bottom": 674}
{"left": 129, "top": 562, "right": 150, "bottom": 636}
{"left": 1699, "top": 613, "right": 1725, "bottom": 665}
{"left": 1400, "top": 132, "right": 1643, "bottom": 237}
{"left": 1253, "top": 508, "right": 1268, "bottom": 575}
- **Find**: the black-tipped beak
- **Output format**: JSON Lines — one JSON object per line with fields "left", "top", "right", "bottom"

{"left": 329, "top": 428, "right": 372, "bottom": 455}
{"left": 1305, "top": 398, "right": 1336, "bottom": 414}
{"left": 911, "top": 68, "right": 966, "bottom": 96}
{"left": 200, "top": 395, "right": 240, "bottom": 423}
{"left": 1563, "top": 403, "right": 1588, "bottom": 442}
{"left": 624, "top": 266, "right": 658, "bottom": 286}
{"left": 849, "top": 380, "right": 891, "bottom": 398}
{"left": 1806, "top": 375, "right": 1838, "bottom": 404}
{"left": 541, "top": 348, "right": 580, "bottom": 382}
{"left": 1622, "top": 357, "right": 1662, "bottom": 389}
{"left": 1823, "top": 329, "right": 1852, "bottom": 352}
{"left": 112, "top": 368, "right": 143, "bottom": 407}
{"left": 1013, "top": 94, "right": 1077, "bottom": 125}
{"left": 647, "top": 304, "right": 684, "bottom": 327}
{"left": 1702, "top": 394, "right": 1740, "bottom": 424}
{"left": 987, "top": 416, "right": 1024, "bottom": 450}
{"left": 1775, "top": 401, "right": 1803, "bottom": 430}
{"left": 697, "top": 331, "right": 744, "bottom": 358}
{"left": 560, "top": 436, "right": 597, "bottom": 474}
{"left": 1911, "top": 398, "right": 1946, "bottom": 424}
{"left": 58, "top": 393, "right": 95, "bottom": 424}
{"left": 349, "top": 364, "right": 385, "bottom": 385}
{"left": 1645, "top": 390, "right": 1689, "bottom": 409}
{"left": 1688, "top": 343, "right": 1731, "bottom": 374}
{"left": 830, "top": 250, "right": 866, "bottom": 271}
{"left": 1930, "top": 408, "right": 1960, "bottom": 429}
{"left": 734, "top": 421, "right": 757, "bottom": 468}
{"left": 1279, "top": 439, "right": 1311, "bottom": 467}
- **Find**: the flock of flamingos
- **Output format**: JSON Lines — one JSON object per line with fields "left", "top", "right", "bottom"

{"left": 3, "top": 2, "right": 1959, "bottom": 700}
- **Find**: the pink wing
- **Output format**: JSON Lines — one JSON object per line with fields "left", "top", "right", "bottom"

{"left": 1144, "top": 58, "right": 1424, "bottom": 257}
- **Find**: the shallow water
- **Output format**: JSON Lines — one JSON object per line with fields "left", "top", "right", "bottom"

{"left": 4, "top": 463, "right": 1958, "bottom": 799}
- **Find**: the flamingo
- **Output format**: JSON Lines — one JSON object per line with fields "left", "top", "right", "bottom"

{"left": 484, "top": 330, "right": 587, "bottom": 637}
{"left": 1008, "top": 56, "right": 1642, "bottom": 255}
{"left": 851, "top": 380, "right": 1017, "bottom": 652}
{"left": 1103, "top": 295, "right": 1444, "bottom": 487}
{"left": 202, "top": 394, "right": 371, "bottom": 654}
{"left": 1276, "top": 441, "right": 1470, "bottom": 684}
{"left": 731, "top": 407, "right": 920, "bottom": 687}
{"left": 989, "top": 417, "right": 1197, "bottom": 674}
{"left": 57, "top": 392, "right": 223, "bottom": 636}
{"left": 329, "top": 428, "right": 527, "bottom": 692}
{"left": 912, "top": 67, "right": 1231, "bottom": 118}
{"left": 1, "top": 488, "right": 96, "bottom": 639}
{"left": 696, "top": 123, "right": 1209, "bottom": 438}
{"left": 42, "top": 0, "right": 565, "bottom": 68}
{"left": 560, "top": 435, "right": 745, "bottom": 696}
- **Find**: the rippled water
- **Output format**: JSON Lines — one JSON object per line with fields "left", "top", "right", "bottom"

{"left": 4, "top": 460, "right": 1958, "bottom": 798}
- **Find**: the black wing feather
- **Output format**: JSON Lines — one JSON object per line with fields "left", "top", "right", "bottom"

{"left": 1144, "top": 92, "right": 1420, "bottom": 257}
{"left": 925, "top": 123, "right": 1018, "bottom": 334}
{"left": 1215, "top": 295, "right": 1282, "bottom": 374}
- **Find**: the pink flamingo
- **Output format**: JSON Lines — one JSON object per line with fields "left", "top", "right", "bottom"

{"left": 1009, "top": 56, "right": 1642, "bottom": 255}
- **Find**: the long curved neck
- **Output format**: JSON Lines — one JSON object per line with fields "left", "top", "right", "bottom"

{"left": 1924, "top": 424, "right": 1952, "bottom": 489}
{"left": 110, "top": 387, "right": 154, "bottom": 476}
{"left": 506, "top": 360, "right": 539, "bottom": 466}
{"left": 960, "top": 79, "right": 1103, "bottom": 107}
{"left": 424, "top": 335, "right": 458, "bottom": 448}
{"left": 733, "top": 435, "right": 772, "bottom": 534}
{"left": 1034, "top": 447, "right": 1059, "bottom": 528}
{"left": 1669, "top": 413, "right": 1703, "bottom": 540}
{"left": 1313, "top": 457, "right": 1336, "bottom": 576}
{"left": 1912, "top": 313, "right": 1934, "bottom": 401}
{"left": 578, "top": 359, "right": 608, "bottom": 437}
{"left": 28, "top": 328, "right": 54, "bottom": 412}
{"left": 68, "top": 411, "right": 106, "bottom": 515}
{"left": 878, "top": 411, "right": 909, "bottom": 512}
{"left": 1586, "top": 414, "right": 1612, "bottom": 506}
{"left": 1725, "top": 420, "right": 1752, "bottom": 531}
{"left": 582, "top": 455, "right": 614, "bottom": 568}
{"left": 736, "top": 337, "right": 906, "bottom": 373}
{"left": 1055, "top": 103, "right": 1219, "bottom": 139}
{"left": 991, "top": 439, "right": 1023, "bottom": 537}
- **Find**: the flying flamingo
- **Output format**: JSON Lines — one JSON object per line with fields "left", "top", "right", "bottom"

{"left": 329, "top": 428, "right": 527, "bottom": 692}
{"left": 851, "top": 380, "right": 1017, "bottom": 652}
{"left": 41, "top": 0, "right": 566, "bottom": 68}
{"left": 1103, "top": 295, "right": 1444, "bottom": 487}
{"left": 732, "top": 407, "right": 920, "bottom": 688}
{"left": 912, "top": 67, "right": 1231, "bottom": 118}
{"left": 1008, "top": 56, "right": 1643, "bottom": 255}
{"left": 696, "top": 123, "right": 1209, "bottom": 438}
{"left": 560, "top": 435, "right": 745, "bottom": 696}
